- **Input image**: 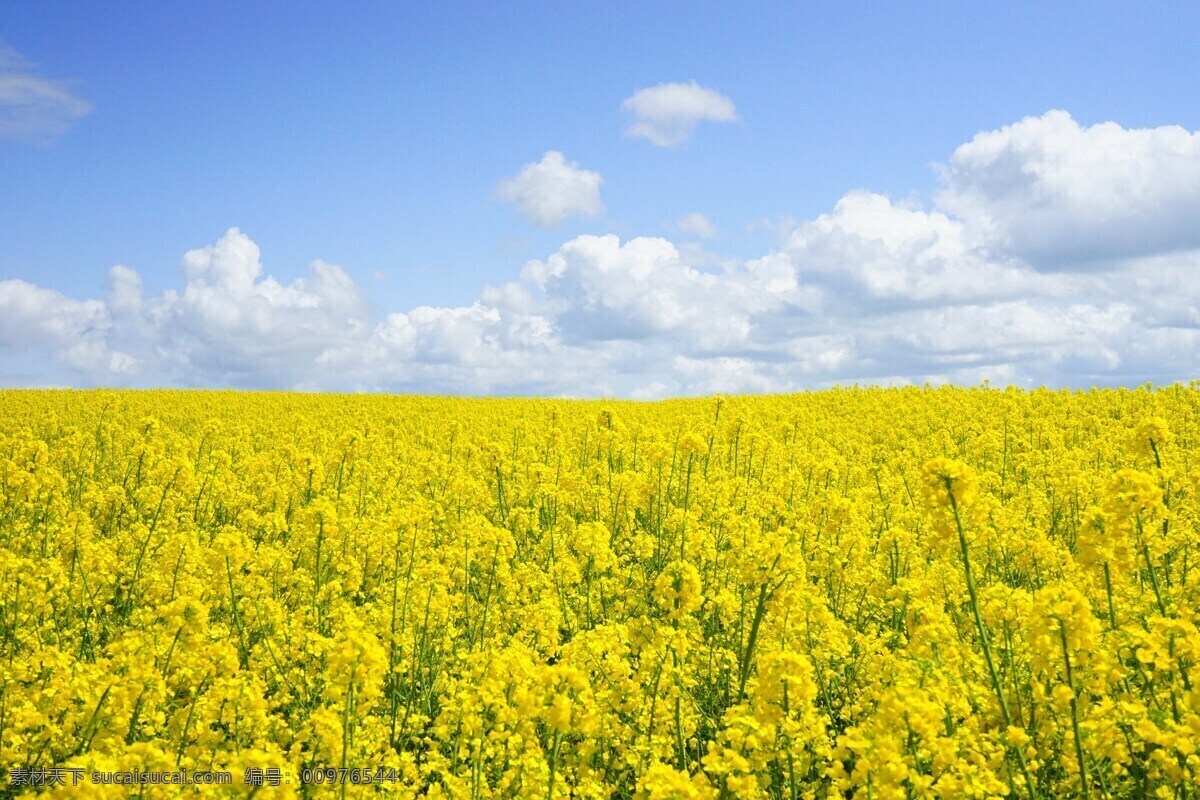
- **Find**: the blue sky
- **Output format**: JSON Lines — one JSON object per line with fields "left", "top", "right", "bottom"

{"left": 2, "top": 2, "right": 1199, "bottom": 394}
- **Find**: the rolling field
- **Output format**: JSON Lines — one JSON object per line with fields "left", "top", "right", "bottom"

{"left": 0, "top": 388, "right": 1197, "bottom": 798}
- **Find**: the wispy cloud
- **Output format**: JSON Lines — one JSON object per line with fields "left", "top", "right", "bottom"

{"left": 0, "top": 46, "right": 91, "bottom": 140}
{"left": 676, "top": 212, "right": 717, "bottom": 239}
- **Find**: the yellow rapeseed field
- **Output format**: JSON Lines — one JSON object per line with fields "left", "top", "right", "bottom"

{"left": 0, "top": 387, "right": 1197, "bottom": 799}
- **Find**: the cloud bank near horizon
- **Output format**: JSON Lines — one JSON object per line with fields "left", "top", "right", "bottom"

{"left": 3, "top": 111, "right": 1199, "bottom": 397}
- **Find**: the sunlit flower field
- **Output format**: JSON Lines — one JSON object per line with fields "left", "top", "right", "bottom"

{"left": 1, "top": 388, "right": 1197, "bottom": 799}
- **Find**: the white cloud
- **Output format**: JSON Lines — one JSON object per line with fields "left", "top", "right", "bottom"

{"left": 0, "top": 46, "right": 91, "bottom": 139}
{"left": 887, "top": 301, "right": 1130, "bottom": 372}
{"left": 0, "top": 228, "right": 371, "bottom": 388}
{"left": 937, "top": 110, "right": 1200, "bottom": 266}
{"left": 520, "top": 233, "right": 813, "bottom": 354}
{"left": 496, "top": 151, "right": 604, "bottom": 227}
{"left": 5, "top": 111, "right": 1200, "bottom": 395}
{"left": 622, "top": 81, "right": 738, "bottom": 147}
{"left": 780, "top": 190, "right": 1068, "bottom": 306}
{"left": 144, "top": 230, "right": 371, "bottom": 387}
{"left": 0, "top": 279, "right": 128, "bottom": 375}
{"left": 676, "top": 212, "right": 717, "bottom": 239}
{"left": 107, "top": 264, "right": 143, "bottom": 316}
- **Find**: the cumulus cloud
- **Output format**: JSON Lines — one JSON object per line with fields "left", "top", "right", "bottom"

{"left": 145, "top": 230, "right": 371, "bottom": 387}
{"left": 496, "top": 151, "right": 604, "bottom": 227}
{"left": 779, "top": 190, "right": 1068, "bottom": 306}
{"left": 0, "top": 279, "right": 131, "bottom": 374}
{"left": 937, "top": 110, "right": 1200, "bottom": 266}
{"left": 4, "top": 111, "right": 1200, "bottom": 395}
{"left": 0, "top": 46, "right": 91, "bottom": 139}
{"left": 622, "top": 81, "right": 738, "bottom": 147}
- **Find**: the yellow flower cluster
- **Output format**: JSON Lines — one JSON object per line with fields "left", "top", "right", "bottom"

{"left": 0, "top": 385, "right": 1198, "bottom": 798}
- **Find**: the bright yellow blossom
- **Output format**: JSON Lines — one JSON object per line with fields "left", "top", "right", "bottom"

{"left": 0, "top": 386, "right": 1197, "bottom": 798}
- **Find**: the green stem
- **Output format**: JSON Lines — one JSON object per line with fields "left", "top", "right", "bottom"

{"left": 1102, "top": 563, "right": 1117, "bottom": 629}
{"left": 547, "top": 730, "right": 562, "bottom": 800}
{"left": 1057, "top": 618, "right": 1089, "bottom": 800}
{"left": 946, "top": 483, "right": 1036, "bottom": 800}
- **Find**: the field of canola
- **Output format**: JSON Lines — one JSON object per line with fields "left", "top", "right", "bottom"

{"left": 0, "top": 387, "right": 1198, "bottom": 799}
